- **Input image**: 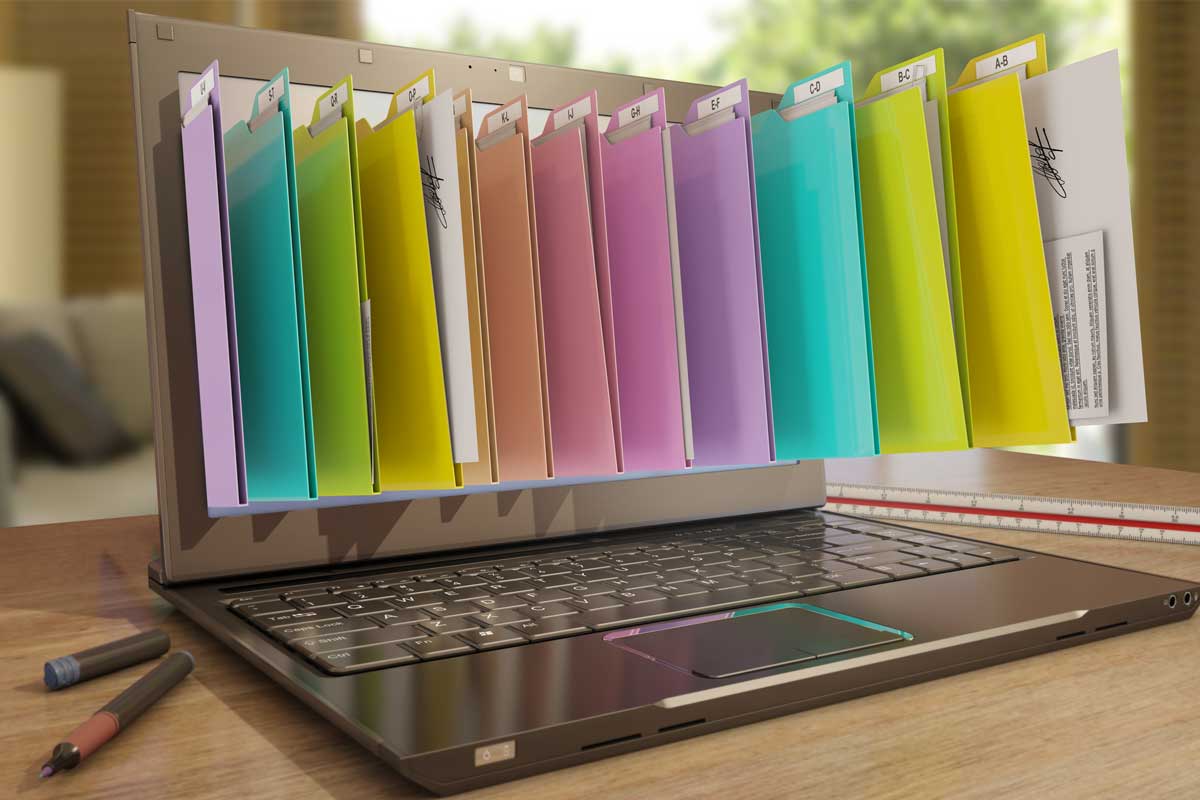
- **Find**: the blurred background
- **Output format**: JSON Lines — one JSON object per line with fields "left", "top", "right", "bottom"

{"left": 0, "top": 0, "right": 1194, "bottom": 526}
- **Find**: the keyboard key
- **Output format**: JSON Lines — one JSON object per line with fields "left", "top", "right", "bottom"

{"left": 821, "top": 569, "right": 891, "bottom": 589}
{"left": 526, "top": 602, "right": 581, "bottom": 619}
{"left": 426, "top": 602, "right": 480, "bottom": 618}
{"left": 516, "top": 588, "right": 574, "bottom": 604}
{"left": 829, "top": 541, "right": 905, "bottom": 557}
{"left": 582, "top": 568, "right": 623, "bottom": 582}
{"left": 406, "top": 635, "right": 475, "bottom": 659}
{"left": 612, "top": 588, "right": 670, "bottom": 605}
{"left": 583, "top": 585, "right": 800, "bottom": 631}
{"left": 460, "top": 627, "right": 527, "bottom": 650}
{"left": 483, "top": 581, "right": 538, "bottom": 595}
{"left": 232, "top": 600, "right": 296, "bottom": 617}
{"left": 683, "top": 553, "right": 734, "bottom": 568}
{"left": 428, "top": 587, "right": 491, "bottom": 603}
{"left": 870, "top": 563, "right": 927, "bottom": 579}
{"left": 902, "top": 558, "right": 958, "bottom": 574}
{"left": 568, "top": 594, "right": 626, "bottom": 611}
{"left": 339, "top": 587, "right": 396, "bottom": 603}
{"left": 965, "top": 547, "right": 1020, "bottom": 563}
{"left": 925, "top": 539, "right": 983, "bottom": 553}
{"left": 572, "top": 558, "right": 612, "bottom": 572}
{"left": 687, "top": 565, "right": 736, "bottom": 579}
{"left": 741, "top": 570, "right": 790, "bottom": 585}
{"left": 608, "top": 564, "right": 660, "bottom": 578}
{"left": 294, "top": 625, "right": 426, "bottom": 655}
{"left": 902, "top": 545, "right": 955, "bottom": 559}
{"left": 437, "top": 576, "right": 487, "bottom": 590}
{"left": 774, "top": 562, "right": 825, "bottom": 578}
{"left": 606, "top": 553, "right": 650, "bottom": 566}
{"left": 289, "top": 595, "right": 349, "bottom": 610}
{"left": 420, "top": 617, "right": 481, "bottom": 636}
{"left": 654, "top": 581, "right": 711, "bottom": 597}
{"left": 563, "top": 582, "right": 617, "bottom": 598}
{"left": 788, "top": 575, "right": 838, "bottom": 595}
{"left": 824, "top": 533, "right": 878, "bottom": 546}
{"left": 843, "top": 551, "right": 913, "bottom": 568}
{"left": 254, "top": 609, "right": 343, "bottom": 629}
{"left": 604, "top": 574, "right": 661, "bottom": 591}
{"left": 931, "top": 553, "right": 990, "bottom": 568}
{"left": 471, "top": 608, "right": 532, "bottom": 627}
{"left": 272, "top": 617, "right": 379, "bottom": 642}
{"left": 523, "top": 575, "right": 579, "bottom": 590}
{"left": 473, "top": 595, "right": 527, "bottom": 612}
{"left": 693, "top": 576, "right": 748, "bottom": 592}
{"left": 315, "top": 644, "right": 417, "bottom": 674}
{"left": 897, "top": 533, "right": 949, "bottom": 546}
{"left": 367, "top": 608, "right": 430, "bottom": 626}
{"left": 389, "top": 593, "right": 442, "bottom": 610}
{"left": 339, "top": 600, "right": 396, "bottom": 617}
{"left": 757, "top": 554, "right": 808, "bottom": 568}
{"left": 514, "top": 618, "right": 590, "bottom": 641}
{"left": 520, "top": 564, "right": 574, "bottom": 579}
{"left": 399, "top": 582, "right": 445, "bottom": 595}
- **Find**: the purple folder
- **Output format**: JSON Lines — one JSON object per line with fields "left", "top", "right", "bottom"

{"left": 601, "top": 89, "right": 686, "bottom": 472}
{"left": 180, "top": 62, "right": 247, "bottom": 508}
{"left": 668, "top": 79, "right": 773, "bottom": 467}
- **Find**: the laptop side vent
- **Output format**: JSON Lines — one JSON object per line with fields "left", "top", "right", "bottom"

{"left": 658, "top": 718, "right": 706, "bottom": 734}
{"left": 1094, "top": 620, "right": 1129, "bottom": 632}
{"left": 581, "top": 733, "right": 642, "bottom": 751}
{"left": 1055, "top": 630, "right": 1086, "bottom": 641}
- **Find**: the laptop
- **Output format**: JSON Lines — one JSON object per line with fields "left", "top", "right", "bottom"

{"left": 128, "top": 12, "right": 1199, "bottom": 795}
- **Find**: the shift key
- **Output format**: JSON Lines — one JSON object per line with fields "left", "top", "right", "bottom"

{"left": 295, "top": 625, "right": 426, "bottom": 655}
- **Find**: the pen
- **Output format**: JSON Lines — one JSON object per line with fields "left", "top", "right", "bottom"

{"left": 44, "top": 629, "right": 171, "bottom": 690}
{"left": 40, "top": 651, "right": 194, "bottom": 778}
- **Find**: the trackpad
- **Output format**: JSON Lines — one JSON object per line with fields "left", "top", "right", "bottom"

{"left": 619, "top": 606, "right": 904, "bottom": 679}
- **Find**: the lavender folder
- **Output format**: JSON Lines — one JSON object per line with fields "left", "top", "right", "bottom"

{"left": 668, "top": 79, "right": 773, "bottom": 467}
{"left": 180, "top": 62, "right": 247, "bottom": 509}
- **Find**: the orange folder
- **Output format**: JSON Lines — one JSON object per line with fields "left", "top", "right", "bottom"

{"left": 475, "top": 96, "right": 553, "bottom": 481}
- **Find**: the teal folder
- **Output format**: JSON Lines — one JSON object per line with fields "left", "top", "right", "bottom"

{"left": 751, "top": 62, "right": 877, "bottom": 459}
{"left": 223, "top": 69, "right": 317, "bottom": 500}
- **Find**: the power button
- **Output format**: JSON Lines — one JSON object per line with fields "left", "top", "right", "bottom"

{"left": 474, "top": 740, "right": 516, "bottom": 767}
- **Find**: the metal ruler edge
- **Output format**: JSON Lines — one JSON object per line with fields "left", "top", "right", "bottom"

{"left": 822, "top": 483, "right": 1200, "bottom": 546}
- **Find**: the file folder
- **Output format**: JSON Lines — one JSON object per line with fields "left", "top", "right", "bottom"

{"left": 392, "top": 70, "right": 479, "bottom": 464}
{"left": 532, "top": 94, "right": 618, "bottom": 476}
{"left": 453, "top": 90, "right": 497, "bottom": 484}
{"left": 857, "top": 55, "right": 969, "bottom": 452}
{"left": 223, "top": 69, "right": 316, "bottom": 500}
{"left": 950, "top": 45, "right": 1072, "bottom": 446}
{"left": 667, "top": 79, "right": 772, "bottom": 467}
{"left": 355, "top": 81, "right": 457, "bottom": 489}
{"left": 963, "top": 37, "right": 1145, "bottom": 427}
{"left": 292, "top": 77, "right": 376, "bottom": 496}
{"left": 476, "top": 96, "right": 553, "bottom": 481}
{"left": 600, "top": 89, "right": 689, "bottom": 472}
{"left": 180, "top": 63, "right": 246, "bottom": 509}
{"left": 752, "top": 64, "right": 877, "bottom": 459}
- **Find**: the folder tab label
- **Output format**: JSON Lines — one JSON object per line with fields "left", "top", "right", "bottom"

{"left": 696, "top": 84, "right": 743, "bottom": 118}
{"left": 794, "top": 67, "right": 844, "bottom": 103}
{"left": 553, "top": 95, "right": 592, "bottom": 128}
{"left": 191, "top": 67, "right": 215, "bottom": 108}
{"left": 317, "top": 83, "right": 349, "bottom": 122}
{"left": 395, "top": 74, "right": 432, "bottom": 115}
{"left": 617, "top": 93, "right": 658, "bottom": 128}
{"left": 976, "top": 40, "right": 1039, "bottom": 80}
{"left": 881, "top": 55, "right": 937, "bottom": 91}
{"left": 486, "top": 99, "right": 523, "bottom": 134}
{"left": 256, "top": 77, "right": 285, "bottom": 116}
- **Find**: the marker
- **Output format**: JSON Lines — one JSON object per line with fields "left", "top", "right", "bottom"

{"left": 40, "top": 651, "right": 194, "bottom": 778}
{"left": 44, "top": 630, "right": 171, "bottom": 690}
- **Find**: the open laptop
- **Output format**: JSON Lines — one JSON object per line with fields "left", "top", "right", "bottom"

{"left": 128, "top": 12, "right": 1198, "bottom": 795}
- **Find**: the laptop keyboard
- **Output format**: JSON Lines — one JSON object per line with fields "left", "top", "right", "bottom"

{"left": 228, "top": 513, "right": 1023, "bottom": 675}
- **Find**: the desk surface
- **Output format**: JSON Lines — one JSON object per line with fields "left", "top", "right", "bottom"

{"left": 3, "top": 450, "right": 1199, "bottom": 799}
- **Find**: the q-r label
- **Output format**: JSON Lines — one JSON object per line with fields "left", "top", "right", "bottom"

{"left": 318, "top": 83, "right": 349, "bottom": 120}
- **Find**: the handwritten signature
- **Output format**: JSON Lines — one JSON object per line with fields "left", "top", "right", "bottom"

{"left": 1028, "top": 127, "right": 1067, "bottom": 199}
{"left": 420, "top": 155, "right": 449, "bottom": 229}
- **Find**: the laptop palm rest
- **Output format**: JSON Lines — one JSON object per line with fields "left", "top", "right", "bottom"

{"left": 613, "top": 605, "right": 907, "bottom": 679}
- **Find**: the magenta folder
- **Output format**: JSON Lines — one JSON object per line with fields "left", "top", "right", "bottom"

{"left": 180, "top": 62, "right": 246, "bottom": 509}
{"left": 531, "top": 102, "right": 618, "bottom": 477}
{"left": 601, "top": 89, "right": 687, "bottom": 472}
{"left": 668, "top": 79, "right": 773, "bottom": 467}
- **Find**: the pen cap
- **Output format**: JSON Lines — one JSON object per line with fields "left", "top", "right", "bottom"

{"left": 44, "top": 629, "right": 171, "bottom": 690}
{"left": 101, "top": 651, "right": 195, "bottom": 727}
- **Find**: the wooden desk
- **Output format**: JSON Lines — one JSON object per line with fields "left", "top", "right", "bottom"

{"left": 3, "top": 451, "right": 1199, "bottom": 798}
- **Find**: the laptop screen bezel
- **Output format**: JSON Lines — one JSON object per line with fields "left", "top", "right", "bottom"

{"left": 127, "top": 11, "right": 827, "bottom": 584}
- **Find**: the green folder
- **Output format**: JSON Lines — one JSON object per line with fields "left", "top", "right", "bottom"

{"left": 856, "top": 52, "right": 968, "bottom": 453}
{"left": 292, "top": 77, "right": 375, "bottom": 496}
{"left": 223, "top": 69, "right": 317, "bottom": 501}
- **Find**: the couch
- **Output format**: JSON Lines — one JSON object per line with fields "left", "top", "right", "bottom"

{"left": 0, "top": 292, "right": 158, "bottom": 527}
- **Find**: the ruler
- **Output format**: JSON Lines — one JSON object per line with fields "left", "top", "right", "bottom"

{"left": 824, "top": 483, "right": 1200, "bottom": 546}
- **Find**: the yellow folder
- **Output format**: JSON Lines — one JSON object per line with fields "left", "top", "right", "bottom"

{"left": 453, "top": 89, "right": 498, "bottom": 485}
{"left": 950, "top": 34, "right": 1071, "bottom": 447}
{"left": 355, "top": 80, "right": 459, "bottom": 489}
{"left": 292, "top": 77, "right": 376, "bottom": 496}
{"left": 858, "top": 53, "right": 968, "bottom": 453}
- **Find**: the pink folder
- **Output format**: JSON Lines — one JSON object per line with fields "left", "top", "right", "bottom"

{"left": 180, "top": 62, "right": 246, "bottom": 509}
{"left": 531, "top": 97, "right": 619, "bottom": 477}
{"left": 601, "top": 90, "right": 687, "bottom": 472}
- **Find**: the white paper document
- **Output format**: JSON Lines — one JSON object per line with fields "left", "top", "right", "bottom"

{"left": 415, "top": 90, "right": 479, "bottom": 462}
{"left": 1045, "top": 232, "right": 1108, "bottom": 422}
{"left": 1021, "top": 50, "right": 1146, "bottom": 425}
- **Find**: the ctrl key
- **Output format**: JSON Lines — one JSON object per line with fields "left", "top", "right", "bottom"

{"left": 315, "top": 644, "right": 417, "bottom": 675}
